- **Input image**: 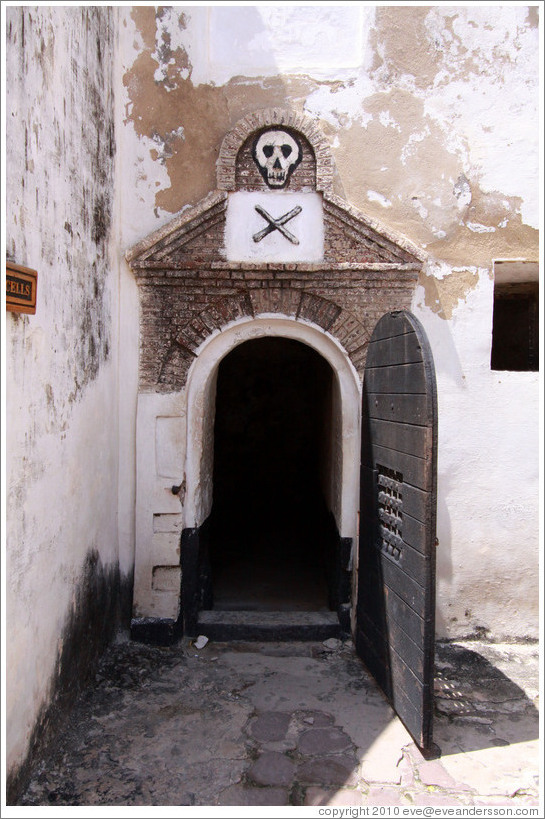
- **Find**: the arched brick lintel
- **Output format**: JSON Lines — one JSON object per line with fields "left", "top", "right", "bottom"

{"left": 217, "top": 109, "right": 334, "bottom": 193}
{"left": 157, "top": 290, "right": 370, "bottom": 392}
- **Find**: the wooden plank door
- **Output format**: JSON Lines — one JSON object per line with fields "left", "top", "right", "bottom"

{"left": 356, "top": 310, "right": 438, "bottom": 752}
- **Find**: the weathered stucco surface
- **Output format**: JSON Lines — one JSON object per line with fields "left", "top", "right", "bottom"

{"left": 120, "top": 6, "right": 539, "bottom": 256}
{"left": 5, "top": 6, "right": 121, "bottom": 797}
{"left": 117, "top": 4, "right": 539, "bottom": 644}
{"left": 5, "top": 4, "right": 540, "bottom": 802}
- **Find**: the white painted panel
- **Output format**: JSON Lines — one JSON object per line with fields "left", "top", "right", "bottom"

{"left": 225, "top": 192, "right": 324, "bottom": 263}
{"left": 153, "top": 513, "right": 184, "bottom": 534}
{"left": 152, "top": 566, "right": 181, "bottom": 593}
{"left": 134, "top": 393, "right": 187, "bottom": 620}
{"left": 494, "top": 260, "right": 538, "bottom": 284}
{"left": 155, "top": 416, "right": 185, "bottom": 478}
{"left": 152, "top": 532, "right": 182, "bottom": 565}
{"left": 207, "top": 6, "right": 367, "bottom": 84}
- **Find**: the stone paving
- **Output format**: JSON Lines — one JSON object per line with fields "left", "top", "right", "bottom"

{"left": 18, "top": 635, "right": 540, "bottom": 808}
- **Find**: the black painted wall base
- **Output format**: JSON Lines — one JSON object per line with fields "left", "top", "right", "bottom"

{"left": 130, "top": 616, "right": 183, "bottom": 646}
{"left": 7, "top": 553, "right": 128, "bottom": 805}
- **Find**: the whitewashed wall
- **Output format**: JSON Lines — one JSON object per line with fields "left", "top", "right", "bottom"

{"left": 118, "top": 5, "right": 540, "bottom": 642}
{"left": 5, "top": 7, "right": 120, "bottom": 792}
{"left": 5, "top": 4, "right": 541, "bottom": 797}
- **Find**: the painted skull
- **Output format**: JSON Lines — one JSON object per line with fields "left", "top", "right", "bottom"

{"left": 253, "top": 129, "right": 302, "bottom": 188}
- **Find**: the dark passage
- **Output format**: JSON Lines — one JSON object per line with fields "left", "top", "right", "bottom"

{"left": 209, "top": 337, "right": 336, "bottom": 611}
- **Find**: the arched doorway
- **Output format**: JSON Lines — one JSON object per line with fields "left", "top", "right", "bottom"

{"left": 181, "top": 316, "right": 362, "bottom": 639}
{"left": 209, "top": 337, "right": 336, "bottom": 612}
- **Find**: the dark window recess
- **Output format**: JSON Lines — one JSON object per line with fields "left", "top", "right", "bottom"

{"left": 491, "top": 282, "right": 539, "bottom": 372}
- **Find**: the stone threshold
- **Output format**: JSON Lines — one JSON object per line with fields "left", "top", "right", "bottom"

{"left": 196, "top": 610, "right": 343, "bottom": 641}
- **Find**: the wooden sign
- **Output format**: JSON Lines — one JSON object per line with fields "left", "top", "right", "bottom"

{"left": 6, "top": 262, "right": 37, "bottom": 314}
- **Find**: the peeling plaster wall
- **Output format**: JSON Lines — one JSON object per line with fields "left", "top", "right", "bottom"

{"left": 5, "top": 7, "right": 121, "bottom": 796}
{"left": 118, "top": 5, "right": 540, "bottom": 642}
{"left": 3, "top": 6, "right": 540, "bottom": 791}
{"left": 119, "top": 5, "right": 540, "bottom": 243}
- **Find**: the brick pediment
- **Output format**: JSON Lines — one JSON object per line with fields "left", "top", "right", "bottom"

{"left": 126, "top": 191, "right": 228, "bottom": 270}
{"left": 126, "top": 190, "right": 424, "bottom": 272}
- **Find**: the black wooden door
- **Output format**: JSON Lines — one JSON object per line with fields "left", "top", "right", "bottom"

{"left": 356, "top": 310, "right": 437, "bottom": 752}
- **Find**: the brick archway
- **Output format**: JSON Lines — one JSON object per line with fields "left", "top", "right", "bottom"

{"left": 158, "top": 289, "right": 371, "bottom": 392}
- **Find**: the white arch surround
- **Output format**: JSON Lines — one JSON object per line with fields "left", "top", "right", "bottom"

{"left": 183, "top": 315, "right": 362, "bottom": 540}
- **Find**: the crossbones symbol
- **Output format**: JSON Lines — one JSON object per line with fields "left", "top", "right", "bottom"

{"left": 252, "top": 204, "right": 302, "bottom": 245}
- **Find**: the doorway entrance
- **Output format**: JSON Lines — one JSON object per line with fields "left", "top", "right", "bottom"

{"left": 208, "top": 337, "right": 337, "bottom": 612}
{"left": 180, "top": 317, "right": 361, "bottom": 643}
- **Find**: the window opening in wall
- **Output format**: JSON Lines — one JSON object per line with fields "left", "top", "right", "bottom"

{"left": 490, "top": 261, "right": 539, "bottom": 372}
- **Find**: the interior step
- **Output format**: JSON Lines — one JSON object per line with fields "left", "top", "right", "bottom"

{"left": 196, "top": 610, "right": 343, "bottom": 641}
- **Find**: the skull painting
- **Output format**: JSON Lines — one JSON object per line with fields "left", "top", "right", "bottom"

{"left": 252, "top": 129, "right": 303, "bottom": 189}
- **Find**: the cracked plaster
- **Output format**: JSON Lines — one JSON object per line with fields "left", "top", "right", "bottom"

{"left": 121, "top": 5, "right": 538, "bottom": 274}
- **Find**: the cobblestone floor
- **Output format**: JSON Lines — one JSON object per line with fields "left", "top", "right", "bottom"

{"left": 17, "top": 636, "right": 540, "bottom": 809}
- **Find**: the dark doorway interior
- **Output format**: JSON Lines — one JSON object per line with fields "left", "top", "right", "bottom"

{"left": 208, "top": 337, "right": 336, "bottom": 612}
